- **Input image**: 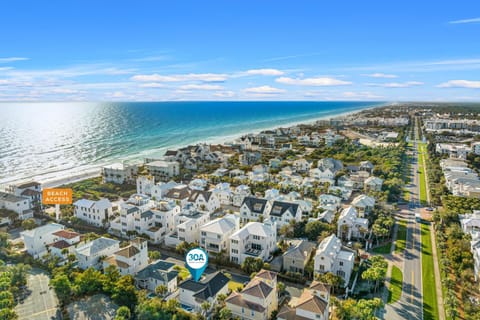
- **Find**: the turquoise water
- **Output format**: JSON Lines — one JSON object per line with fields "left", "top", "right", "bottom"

{"left": 0, "top": 101, "right": 383, "bottom": 184}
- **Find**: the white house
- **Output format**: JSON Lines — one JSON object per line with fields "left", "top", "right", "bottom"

{"left": 48, "top": 230, "right": 81, "bottom": 261}
{"left": 21, "top": 223, "right": 65, "bottom": 259}
{"left": 310, "top": 168, "right": 335, "bottom": 185}
{"left": 240, "top": 197, "right": 271, "bottom": 224}
{"left": 200, "top": 214, "right": 240, "bottom": 255}
{"left": 229, "top": 219, "right": 277, "bottom": 265}
{"left": 351, "top": 194, "right": 376, "bottom": 217}
{"left": 164, "top": 205, "right": 210, "bottom": 247}
{"left": 233, "top": 185, "right": 251, "bottom": 207}
{"left": 75, "top": 237, "right": 120, "bottom": 270}
{"left": 187, "top": 190, "right": 220, "bottom": 212}
{"left": 179, "top": 272, "right": 230, "bottom": 313}
{"left": 337, "top": 206, "right": 369, "bottom": 241}
{"left": 102, "top": 163, "right": 138, "bottom": 184}
{"left": 0, "top": 192, "right": 33, "bottom": 220}
{"left": 211, "top": 182, "right": 233, "bottom": 205}
{"left": 74, "top": 198, "right": 113, "bottom": 227}
{"left": 135, "top": 259, "right": 179, "bottom": 294}
{"left": 7, "top": 181, "right": 42, "bottom": 208}
{"left": 318, "top": 194, "right": 342, "bottom": 211}
{"left": 364, "top": 176, "right": 384, "bottom": 192}
{"left": 314, "top": 234, "right": 355, "bottom": 284}
{"left": 268, "top": 201, "right": 302, "bottom": 229}
{"left": 293, "top": 159, "right": 311, "bottom": 173}
{"left": 136, "top": 175, "right": 156, "bottom": 196}
{"left": 103, "top": 238, "right": 148, "bottom": 275}
{"left": 145, "top": 160, "right": 180, "bottom": 181}
{"left": 163, "top": 185, "right": 191, "bottom": 207}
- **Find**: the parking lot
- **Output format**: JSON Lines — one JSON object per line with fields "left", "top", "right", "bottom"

{"left": 15, "top": 268, "right": 61, "bottom": 320}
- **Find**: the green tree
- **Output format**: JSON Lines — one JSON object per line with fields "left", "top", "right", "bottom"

{"left": 112, "top": 275, "right": 138, "bottom": 310}
{"left": 21, "top": 218, "right": 36, "bottom": 230}
{"left": 148, "top": 251, "right": 161, "bottom": 262}
{"left": 155, "top": 284, "right": 168, "bottom": 297}
{"left": 74, "top": 267, "right": 105, "bottom": 296}
{"left": 115, "top": 306, "right": 132, "bottom": 320}
{"left": 218, "top": 307, "right": 232, "bottom": 320}
{"left": 241, "top": 257, "right": 264, "bottom": 275}
{"left": 50, "top": 273, "right": 73, "bottom": 305}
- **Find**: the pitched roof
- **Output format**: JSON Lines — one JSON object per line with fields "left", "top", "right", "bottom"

{"left": 269, "top": 201, "right": 299, "bottom": 217}
{"left": 20, "top": 189, "right": 41, "bottom": 197}
{"left": 309, "top": 281, "right": 331, "bottom": 294}
{"left": 75, "top": 237, "right": 119, "bottom": 257}
{"left": 226, "top": 291, "right": 266, "bottom": 312}
{"left": 179, "top": 272, "right": 229, "bottom": 302}
{"left": 296, "top": 290, "right": 328, "bottom": 314}
{"left": 188, "top": 190, "right": 212, "bottom": 203}
{"left": 242, "top": 279, "right": 273, "bottom": 299}
{"left": 104, "top": 256, "right": 130, "bottom": 269}
{"left": 52, "top": 230, "right": 80, "bottom": 239}
{"left": 49, "top": 240, "right": 71, "bottom": 249}
{"left": 136, "top": 260, "right": 178, "bottom": 282}
{"left": 115, "top": 245, "right": 140, "bottom": 258}
{"left": 16, "top": 181, "right": 41, "bottom": 189}
{"left": 241, "top": 196, "right": 268, "bottom": 213}
{"left": 165, "top": 186, "right": 190, "bottom": 199}
{"left": 200, "top": 215, "right": 238, "bottom": 234}
{"left": 21, "top": 223, "right": 64, "bottom": 239}
{"left": 255, "top": 269, "right": 278, "bottom": 282}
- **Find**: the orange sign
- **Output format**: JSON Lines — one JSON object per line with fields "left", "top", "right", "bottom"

{"left": 42, "top": 188, "right": 73, "bottom": 205}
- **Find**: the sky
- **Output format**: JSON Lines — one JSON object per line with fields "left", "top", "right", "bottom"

{"left": 0, "top": 0, "right": 480, "bottom": 102}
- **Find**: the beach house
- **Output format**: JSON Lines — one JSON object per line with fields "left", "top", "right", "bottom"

{"left": 314, "top": 234, "right": 355, "bottom": 284}
{"left": 74, "top": 198, "right": 113, "bottom": 227}
{"left": 200, "top": 214, "right": 240, "bottom": 256}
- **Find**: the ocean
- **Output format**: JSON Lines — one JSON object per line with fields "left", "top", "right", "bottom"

{"left": 0, "top": 101, "right": 383, "bottom": 186}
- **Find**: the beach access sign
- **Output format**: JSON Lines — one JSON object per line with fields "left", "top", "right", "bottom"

{"left": 42, "top": 188, "right": 73, "bottom": 205}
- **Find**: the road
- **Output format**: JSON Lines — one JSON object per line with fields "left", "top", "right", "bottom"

{"left": 383, "top": 125, "right": 423, "bottom": 320}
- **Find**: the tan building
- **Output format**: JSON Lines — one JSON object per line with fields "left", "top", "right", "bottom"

{"left": 282, "top": 239, "right": 316, "bottom": 275}
{"left": 278, "top": 281, "right": 330, "bottom": 320}
{"left": 226, "top": 270, "right": 278, "bottom": 320}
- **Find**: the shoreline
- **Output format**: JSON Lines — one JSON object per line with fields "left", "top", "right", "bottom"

{"left": 2, "top": 102, "right": 387, "bottom": 188}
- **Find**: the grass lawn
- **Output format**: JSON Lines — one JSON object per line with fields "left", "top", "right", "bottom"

{"left": 421, "top": 222, "right": 439, "bottom": 320}
{"left": 62, "top": 176, "right": 137, "bottom": 201}
{"left": 372, "top": 243, "right": 391, "bottom": 254}
{"left": 417, "top": 143, "right": 428, "bottom": 205}
{"left": 228, "top": 280, "right": 244, "bottom": 292}
{"left": 388, "top": 265, "right": 403, "bottom": 304}
{"left": 394, "top": 220, "right": 407, "bottom": 254}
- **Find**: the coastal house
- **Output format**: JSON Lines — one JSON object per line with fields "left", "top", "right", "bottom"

{"left": 351, "top": 194, "right": 376, "bottom": 217}
{"left": 135, "top": 259, "right": 179, "bottom": 294}
{"left": 318, "top": 194, "right": 342, "bottom": 211}
{"left": 229, "top": 219, "right": 277, "bottom": 265}
{"left": 164, "top": 204, "right": 210, "bottom": 247}
{"left": 179, "top": 271, "right": 230, "bottom": 313}
{"left": 309, "top": 168, "right": 335, "bottom": 185}
{"left": 240, "top": 196, "right": 271, "bottom": 224}
{"left": 48, "top": 230, "right": 81, "bottom": 261}
{"left": 226, "top": 269, "right": 278, "bottom": 320}
{"left": 317, "top": 158, "right": 343, "bottom": 173}
{"left": 0, "top": 191, "right": 33, "bottom": 220}
{"left": 282, "top": 239, "right": 316, "bottom": 275}
{"left": 436, "top": 143, "right": 471, "bottom": 160}
{"left": 337, "top": 206, "right": 369, "bottom": 241}
{"left": 240, "top": 151, "right": 262, "bottom": 166}
{"left": 329, "top": 186, "right": 352, "bottom": 201}
{"left": 75, "top": 237, "right": 120, "bottom": 270}
{"left": 278, "top": 281, "right": 330, "bottom": 320}
{"left": 102, "top": 163, "right": 138, "bottom": 184}
{"left": 268, "top": 200, "right": 302, "bottom": 229}
{"left": 145, "top": 160, "right": 180, "bottom": 181}
{"left": 189, "top": 178, "right": 208, "bottom": 191}
{"left": 200, "top": 214, "right": 240, "bottom": 255}
{"left": 21, "top": 223, "right": 65, "bottom": 259}
{"left": 74, "top": 198, "right": 113, "bottom": 228}
{"left": 359, "top": 161, "right": 374, "bottom": 174}
{"left": 314, "top": 234, "right": 355, "bottom": 284}
{"left": 136, "top": 175, "right": 156, "bottom": 196}
{"left": 6, "top": 181, "right": 42, "bottom": 208}
{"left": 212, "top": 182, "right": 233, "bottom": 205}
{"left": 233, "top": 185, "right": 251, "bottom": 207}
{"left": 187, "top": 190, "right": 220, "bottom": 212}
{"left": 292, "top": 159, "right": 311, "bottom": 173}
{"left": 103, "top": 238, "right": 148, "bottom": 275}
{"left": 364, "top": 176, "right": 384, "bottom": 192}
{"left": 163, "top": 185, "right": 191, "bottom": 207}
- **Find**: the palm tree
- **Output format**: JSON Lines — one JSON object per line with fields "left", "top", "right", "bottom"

{"left": 200, "top": 301, "right": 211, "bottom": 317}
{"left": 155, "top": 285, "right": 168, "bottom": 297}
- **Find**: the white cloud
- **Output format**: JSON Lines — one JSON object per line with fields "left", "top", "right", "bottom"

{"left": 342, "top": 91, "right": 383, "bottom": 99}
{"left": 276, "top": 76, "right": 351, "bottom": 86}
{"left": 0, "top": 57, "right": 29, "bottom": 63}
{"left": 437, "top": 80, "right": 480, "bottom": 88}
{"left": 213, "top": 91, "right": 235, "bottom": 98}
{"left": 449, "top": 17, "right": 480, "bottom": 24}
{"left": 131, "top": 73, "right": 228, "bottom": 82}
{"left": 139, "top": 83, "right": 166, "bottom": 88}
{"left": 179, "top": 84, "right": 224, "bottom": 90}
{"left": 363, "top": 73, "right": 398, "bottom": 78}
{"left": 367, "top": 81, "right": 424, "bottom": 88}
{"left": 244, "top": 85, "right": 285, "bottom": 94}
{"left": 244, "top": 69, "right": 284, "bottom": 76}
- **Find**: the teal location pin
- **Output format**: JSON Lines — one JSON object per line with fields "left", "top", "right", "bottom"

{"left": 186, "top": 248, "right": 208, "bottom": 282}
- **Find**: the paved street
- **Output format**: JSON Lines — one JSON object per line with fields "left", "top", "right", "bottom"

{"left": 15, "top": 268, "right": 61, "bottom": 320}
{"left": 382, "top": 129, "right": 423, "bottom": 320}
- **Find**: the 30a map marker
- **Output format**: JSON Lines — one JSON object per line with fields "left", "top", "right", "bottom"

{"left": 186, "top": 248, "right": 208, "bottom": 282}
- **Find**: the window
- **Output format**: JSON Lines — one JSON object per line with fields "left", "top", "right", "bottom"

{"left": 318, "top": 265, "right": 325, "bottom": 271}
{"left": 339, "top": 261, "right": 344, "bottom": 266}
{"left": 337, "top": 270, "right": 345, "bottom": 277}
